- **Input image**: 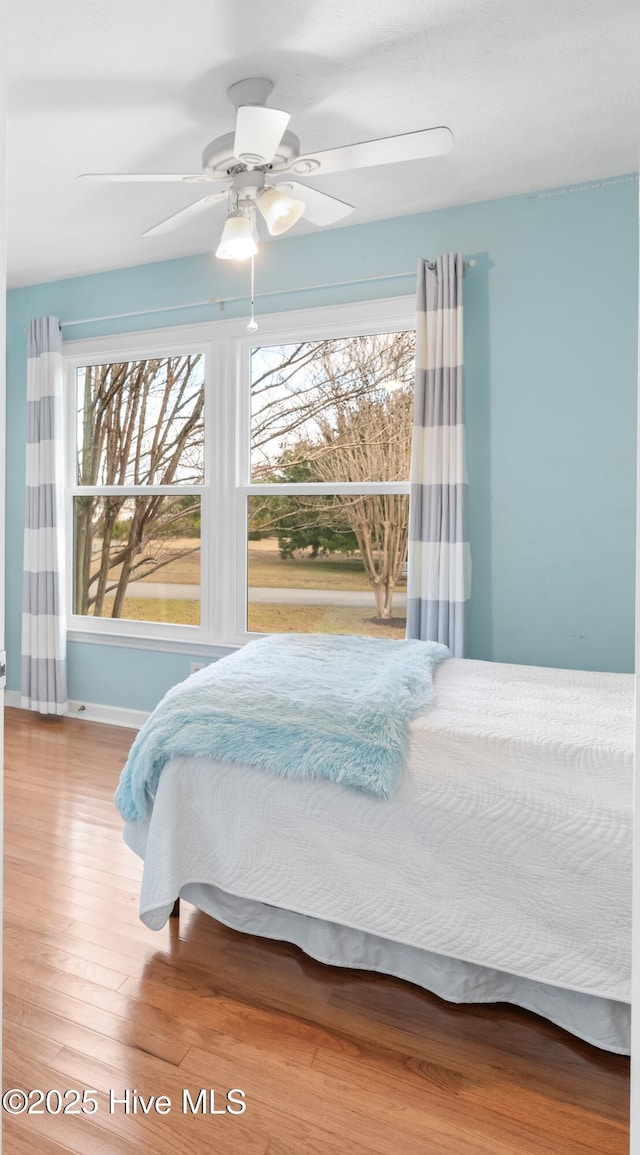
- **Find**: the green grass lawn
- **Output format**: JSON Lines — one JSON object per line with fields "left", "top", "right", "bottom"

{"left": 100, "top": 597, "right": 200, "bottom": 626}
{"left": 94, "top": 537, "right": 406, "bottom": 631}
{"left": 247, "top": 548, "right": 374, "bottom": 591}
{"left": 98, "top": 596, "right": 406, "bottom": 638}
{"left": 247, "top": 603, "right": 407, "bottom": 639}
{"left": 128, "top": 537, "right": 406, "bottom": 594}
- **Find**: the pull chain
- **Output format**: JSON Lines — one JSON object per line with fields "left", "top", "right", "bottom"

{"left": 247, "top": 254, "right": 258, "bottom": 333}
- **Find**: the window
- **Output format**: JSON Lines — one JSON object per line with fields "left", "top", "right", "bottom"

{"left": 67, "top": 351, "right": 206, "bottom": 636}
{"left": 64, "top": 298, "right": 415, "bottom": 650}
{"left": 243, "top": 332, "right": 414, "bottom": 640}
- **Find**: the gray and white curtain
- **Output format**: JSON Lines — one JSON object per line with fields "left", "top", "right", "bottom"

{"left": 407, "top": 254, "right": 470, "bottom": 657}
{"left": 21, "top": 317, "right": 68, "bottom": 714}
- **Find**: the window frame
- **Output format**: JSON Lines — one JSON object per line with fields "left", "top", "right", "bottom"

{"left": 62, "top": 294, "right": 415, "bottom": 652}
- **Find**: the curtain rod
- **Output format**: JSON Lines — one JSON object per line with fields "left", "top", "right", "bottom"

{"left": 59, "top": 260, "right": 476, "bottom": 330}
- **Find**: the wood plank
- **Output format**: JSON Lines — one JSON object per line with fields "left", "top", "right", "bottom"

{"left": 4, "top": 976, "right": 191, "bottom": 1067}
{"left": 180, "top": 1040, "right": 507, "bottom": 1155}
{"left": 3, "top": 1021, "right": 64, "bottom": 1065}
{"left": 2, "top": 944, "right": 67, "bottom": 991}
{"left": 53, "top": 971, "right": 322, "bottom": 1067}
{"left": 3, "top": 1048, "right": 165, "bottom": 1155}
{"left": 61, "top": 873, "right": 142, "bottom": 907}
{"left": 311, "top": 1042, "right": 625, "bottom": 1155}
{"left": 325, "top": 972, "right": 630, "bottom": 1122}
{"left": 4, "top": 1117, "right": 79, "bottom": 1155}
{"left": 4, "top": 922, "right": 161, "bottom": 979}
{"left": 44, "top": 1045, "right": 270, "bottom": 1155}
{"left": 4, "top": 900, "right": 75, "bottom": 939}
{"left": 4, "top": 934, "right": 129, "bottom": 991}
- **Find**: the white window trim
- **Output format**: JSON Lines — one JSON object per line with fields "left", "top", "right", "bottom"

{"left": 63, "top": 294, "right": 415, "bottom": 650}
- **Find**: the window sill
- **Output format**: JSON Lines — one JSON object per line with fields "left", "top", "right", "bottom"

{"left": 67, "top": 628, "right": 238, "bottom": 659}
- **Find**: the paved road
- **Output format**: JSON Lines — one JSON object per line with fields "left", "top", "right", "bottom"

{"left": 249, "top": 587, "right": 407, "bottom": 608}
{"left": 127, "top": 582, "right": 202, "bottom": 600}
{"left": 126, "top": 581, "right": 407, "bottom": 609}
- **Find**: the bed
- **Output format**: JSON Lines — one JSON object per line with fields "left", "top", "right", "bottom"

{"left": 121, "top": 651, "right": 633, "bottom": 1055}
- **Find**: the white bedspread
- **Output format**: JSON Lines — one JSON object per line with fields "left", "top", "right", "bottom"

{"left": 124, "top": 658, "right": 633, "bottom": 1003}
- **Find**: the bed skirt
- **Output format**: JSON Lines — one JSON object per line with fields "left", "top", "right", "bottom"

{"left": 170, "top": 881, "right": 630, "bottom": 1055}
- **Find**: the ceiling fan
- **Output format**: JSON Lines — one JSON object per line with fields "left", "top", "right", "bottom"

{"left": 78, "top": 78, "right": 454, "bottom": 260}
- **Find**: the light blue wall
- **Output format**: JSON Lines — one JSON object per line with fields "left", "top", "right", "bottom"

{"left": 6, "top": 175, "right": 638, "bottom": 710}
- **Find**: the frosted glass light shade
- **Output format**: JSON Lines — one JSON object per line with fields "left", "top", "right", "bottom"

{"left": 257, "top": 186, "right": 305, "bottom": 236}
{"left": 215, "top": 213, "right": 258, "bottom": 260}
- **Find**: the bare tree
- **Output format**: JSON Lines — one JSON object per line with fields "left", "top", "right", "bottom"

{"left": 309, "top": 385, "right": 412, "bottom": 619}
{"left": 75, "top": 356, "right": 204, "bottom": 617}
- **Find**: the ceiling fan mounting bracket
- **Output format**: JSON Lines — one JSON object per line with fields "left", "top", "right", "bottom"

{"left": 202, "top": 130, "right": 301, "bottom": 177}
{"left": 226, "top": 78, "right": 275, "bottom": 111}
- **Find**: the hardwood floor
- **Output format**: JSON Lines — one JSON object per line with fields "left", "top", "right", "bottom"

{"left": 3, "top": 707, "right": 630, "bottom": 1154}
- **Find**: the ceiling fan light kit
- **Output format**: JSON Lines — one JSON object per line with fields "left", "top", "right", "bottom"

{"left": 257, "top": 185, "right": 305, "bottom": 236}
{"left": 215, "top": 208, "right": 258, "bottom": 260}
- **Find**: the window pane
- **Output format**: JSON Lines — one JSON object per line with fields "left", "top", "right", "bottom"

{"left": 250, "top": 332, "right": 415, "bottom": 483}
{"left": 74, "top": 495, "right": 200, "bottom": 626}
{"left": 76, "top": 355, "right": 205, "bottom": 486}
{"left": 247, "top": 494, "right": 408, "bottom": 639}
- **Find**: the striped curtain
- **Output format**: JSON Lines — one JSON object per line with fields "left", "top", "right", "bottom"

{"left": 21, "top": 317, "right": 68, "bottom": 714}
{"left": 407, "top": 254, "right": 470, "bottom": 657}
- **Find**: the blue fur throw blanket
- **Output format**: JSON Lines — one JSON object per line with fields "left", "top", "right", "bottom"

{"left": 115, "top": 633, "right": 449, "bottom": 821}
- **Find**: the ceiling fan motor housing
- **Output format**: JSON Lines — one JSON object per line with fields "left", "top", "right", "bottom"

{"left": 201, "top": 130, "right": 301, "bottom": 177}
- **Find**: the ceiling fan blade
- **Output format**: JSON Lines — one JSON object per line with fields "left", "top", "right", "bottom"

{"left": 142, "top": 192, "right": 228, "bottom": 237}
{"left": 78, "top": 173, "right": 223, "bottom": 184}
{"left": 275, "top": 180, "right": 354, "bottom": 226}
{"left": 233, "top": 106, "right": 291, "bottom": 166}
{"left": 285, "top": 126, "right": 454, "bottom": 177}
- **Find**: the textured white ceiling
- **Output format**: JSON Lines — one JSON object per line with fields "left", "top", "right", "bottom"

{"left": 7, "top": 0, "right": 640, "bottom": 287}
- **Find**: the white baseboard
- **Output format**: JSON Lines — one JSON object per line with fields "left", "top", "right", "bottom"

{"left": 5, "top": 690, "right": 149, "bottom": 730}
